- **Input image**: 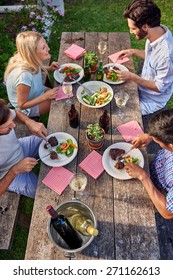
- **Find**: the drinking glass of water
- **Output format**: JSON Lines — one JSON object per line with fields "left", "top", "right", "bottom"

{"left": 114, "top": 91, "right": 129, "bottom": 119}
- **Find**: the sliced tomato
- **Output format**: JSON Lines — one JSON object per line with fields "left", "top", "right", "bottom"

{"left": 63, "top": 66, "right": 69, "bottom": 71}
{"left": 60, "top": 142, "right": 68, "bottom": 150}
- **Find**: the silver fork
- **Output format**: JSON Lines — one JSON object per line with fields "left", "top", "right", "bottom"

{"left": 109, "top": 58, "right": 119, "bottom": 71}
{"left": 69, "top": 77, "right": 95, "bottom": 95}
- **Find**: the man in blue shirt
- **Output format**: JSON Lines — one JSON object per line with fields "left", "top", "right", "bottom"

{"left": 125, "top": 109, "right": 173, "bottom": 219}
{"left": 117, "top": 0, "right": 173, "bottom": 116}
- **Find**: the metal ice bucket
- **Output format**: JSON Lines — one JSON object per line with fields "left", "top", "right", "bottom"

{"left": 47, "top": 199, "right": 97, "bottom": 258}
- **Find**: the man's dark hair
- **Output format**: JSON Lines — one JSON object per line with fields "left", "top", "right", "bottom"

{"left": 0, "top": 99, "right": 10, "bottom": 126}
{"left": 124, "top": 0, "right": 161, "bottom": 29}
{"left": 147, "top": 109, "right": 173, "bottom": 144}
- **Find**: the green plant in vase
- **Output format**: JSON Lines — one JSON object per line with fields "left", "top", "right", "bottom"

{"left": 84, "top": 51, "right": 98, "bottom": 73}
{"left": 85, "top": 123, "right": 105, "bottom": 149}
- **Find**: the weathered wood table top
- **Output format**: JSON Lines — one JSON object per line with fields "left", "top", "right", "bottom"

{"left": 25, "top": 32, "right": 160, "bottom": 260}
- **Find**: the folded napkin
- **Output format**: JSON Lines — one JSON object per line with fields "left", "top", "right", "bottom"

{"left": 55, "top": 86, "right": 74, "bottom": 101}
{"left": 117, "top": 120, "right": 144, "bottom": 142}
{"left": 79, "top": 150, "right": 104, "bottom": 179}
{"left": 42, "top": 166, "right": 74, "bottom": 195}
{"left": 64, "top": 44, "right": 86, "bottom": 60}
{"left": 109, "top": 51, "right": 130, "bottom": 64}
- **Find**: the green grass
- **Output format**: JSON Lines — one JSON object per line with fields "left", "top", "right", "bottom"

{"left": 0, "top": 0, "right": 173, "bottom": 259}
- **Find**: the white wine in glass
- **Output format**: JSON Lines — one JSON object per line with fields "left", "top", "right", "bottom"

{"left": 69, "top": 173, "right": 87, "bottom": 193}
{"left": 114, "top": 92, "right": 129, "bottom": 119}
{"left": 98, "top": 41, "right": 107, "bottom": 55}
{"left": 62, "top": 84, "right": 73, "bottom": 106}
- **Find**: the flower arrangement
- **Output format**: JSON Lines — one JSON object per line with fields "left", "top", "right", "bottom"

{"left": 19, "top": 0, "right": 64, "bottom": 39}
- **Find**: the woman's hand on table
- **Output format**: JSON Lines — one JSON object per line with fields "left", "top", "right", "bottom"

{"left": 132, "top": 133, "right": 153, "bottom": 148}
{"left": 44, "top": 87, "right": 59, "bottom": 100}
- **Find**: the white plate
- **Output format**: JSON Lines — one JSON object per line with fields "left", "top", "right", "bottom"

{"left": 102, "top": 142, "right": 144, "bottom": 180}
{"left": 54, "top": 63, "right": 84, "bottom": 84}
{"left": 39, "top": 132, "right": 78, "bottom": 167}
{"left": 103, "top": 63, "right": 129, "bottom": 85}
{"left": 76, "top": 81, "right": 114, "bottom": 108}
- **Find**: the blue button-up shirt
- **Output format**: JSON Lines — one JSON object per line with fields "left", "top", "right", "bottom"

{"left": 139, "top": 25, "right": 173, "bottom": 115}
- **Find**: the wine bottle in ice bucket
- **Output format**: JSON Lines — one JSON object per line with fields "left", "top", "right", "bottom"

{"left": 68, "top": 213, "right": 99, "bottom": 236}
{"left": 46, "top": 205, "right": 83, "bottom": 249}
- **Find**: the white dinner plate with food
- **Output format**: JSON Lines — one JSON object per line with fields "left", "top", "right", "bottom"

{"left": 54, "top": 63, "right": 84, "bottom": 84}
{"left": 102, "top": 142, "right": 144, "bottom": 180}
{"left": 103, "top": 63, "right": 129, "bottom": 85}
{"left": 39, "top": 132, "right": 78, "bottom": 167}
{"left": 76, "top": 81, "right": 113, "bottom": 108}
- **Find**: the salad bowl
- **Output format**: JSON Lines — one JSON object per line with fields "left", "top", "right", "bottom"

{"left": 76, "top": 81, "right": 113, "bottom": 108}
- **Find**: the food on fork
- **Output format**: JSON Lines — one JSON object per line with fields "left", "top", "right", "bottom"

{"left": 115, "top": 161, "right": 125, "bottom": 169}
{"left": 114, "top": 155, "right": 139, "bottom": 170}
{"left": 50, "top": 151, "right": 58, "bottom": 160}
{"left": 109, "top": 148, "right": 125, "bottom": 160}
{"left": 44, "top": 136, "right": 58, "bottom": 149}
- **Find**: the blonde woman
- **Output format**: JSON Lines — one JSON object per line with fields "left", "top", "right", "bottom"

{"left": 4, "top": 31, "right": 59, "bottom": 117}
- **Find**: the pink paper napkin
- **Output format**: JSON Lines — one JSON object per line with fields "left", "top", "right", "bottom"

{"left": 79, "top": 150, "right": 104, "bottom": 179}
{"left": 117, "top": 120, "right": 144, "bottom": 142}
{"left": 42, "top": 166, "right": 74, "bottom": 195}
{"left": 55, "top": 86, "right": 74, "bottom": 101}
{"left": 109, "top": 51, "right": 130, "bottom": 64}
{"left": 64, "top": 44, "right": 86, "bottom": 60}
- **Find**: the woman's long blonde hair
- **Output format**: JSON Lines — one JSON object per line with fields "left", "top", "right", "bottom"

{"left": 4, "top": 31, "right": 47, "bottom": 81}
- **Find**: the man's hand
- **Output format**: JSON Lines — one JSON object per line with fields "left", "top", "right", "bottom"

{"left": 25, "top": 119, "right": 47, "bottom": 139}
{"left": 116, "top": 70, "right": 135, "bottom": 81}
{"left": 132, "top": 133, "right": 152, "bottom": 148}
{"left": 11, "top": 157, "right": 38, "bottom": 175}
{"left": 124, "top": 163, "right": 148, "bottom": 181}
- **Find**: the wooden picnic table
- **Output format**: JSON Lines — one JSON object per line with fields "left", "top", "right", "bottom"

{"left": 25, "top": 32, "right": 160, "bottom": 260}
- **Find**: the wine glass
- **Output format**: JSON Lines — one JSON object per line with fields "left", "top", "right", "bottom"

{"left": 62, "top": 84, "right": 73, "bottom": 106}
{"left": 114, "top": 91, "right": 129, "bottom": 119}
{"left": 69, "top": 173, "right": 88, "bottom": 196}
{"left": 98, "top": 41, "right": 107, "bottom": 56}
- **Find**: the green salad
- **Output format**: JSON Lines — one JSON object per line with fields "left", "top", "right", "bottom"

{"left": 56, "top": 139, "right": 78, "bottom": 157}
{"left": 82, "top": 87, "right": 112, "bottom": 106}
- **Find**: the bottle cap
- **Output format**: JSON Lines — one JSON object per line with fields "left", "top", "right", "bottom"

{"left": 87, "top": 226, "right": 99, "bottom": 236}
